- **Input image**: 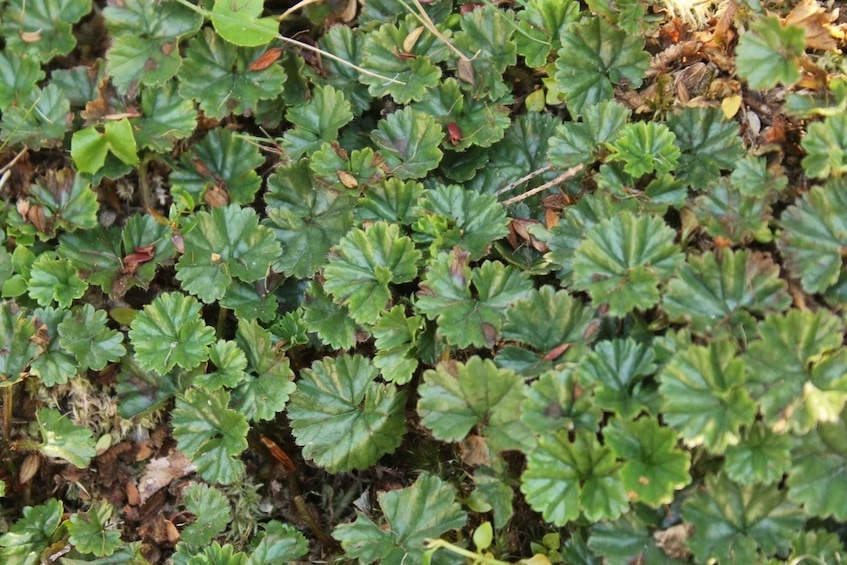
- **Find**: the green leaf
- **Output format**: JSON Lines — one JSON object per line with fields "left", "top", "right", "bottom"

{"left": 263, "top": 162, "right": 355, "bottom": 278}
{"left": 730, "top": 154, "right": 788, "bottom": 197}
{"left": 735, "top": 16, "right": 804, "bottom": 90}
{"left": 181, "top": 483, "right": 231, "bottom": 546}
{"left": 0, "top": 0, "right": 92, "bottom": 62}
{"left": 104, "top": 0, "right": 202, "bottom": 36}
{"left": 172, "top": 388, "right": 249, "bottom": 484}
{"left": 37, "top": 407, "right": 96, "bottom": 468}
{"left": 417, "top": 357, "right": 533, "bottom": 454}
{"left": 553, "top": 17, "right": 649, "bottom": 116}
{"left": 0, "top": 499, "right": 64, "bottom": 564}
{"left": 67, "top": 501, "right": 122, "bottom": 557}
{"left": 416, "top": 250, "right": 533, "bottom": 348}
{"left": 323, "top": 221, "right": 420, "bottom": 325}
{"left": 333, "top": 473, "right": 466, "bottom": 564}
{"left": 246, "top": 521, "right": 309, "bottom": 565}
{"left": 360, "top": 14, "right": 447, "bottom": 103}
{"left": 521, "top": 429, "right": 628, "bottom": 526}
{"left": 281, "top": 85, "right": 353, "bottom": 159}
{"left": 128, "top": 292, "right": 215, "bottom": 374}
{"left": 20, "top": 169, "right": 99, "bottom": 239}
{"left": 211, "top": 0, "right": 277, "bottom": 47}
{"left": 356, "top": 178, "right": 424, "bottom": 226}
{"left": 372, "top": 305, "right": 421, "bottom": 385}
{"left": 314, "top": 25, "right": 371, "bottom": 114}
{"left": 195, "top": 340, "right": 248, "bottom": 390}
{"left": 604, "top": 417, "right": 690, "bottom": 507}
{"left": 587, "top": 511, "right": 668, "bottom": 565}
{"left": 663, "top": 249, "right": 791, "bottom": 336}
{"left": 132, "top": 84, "right": 198, "bottom": 152}
{"left": 71, "top": 118, "right": 139, "bottom": 174}
{"left": 115, "top": 356, "right": 183, "bottom": 419}
{"left": 585, "top": 0, "right": 651, "bottom": 36}
{"left": 176, "top": 205, "right": 281, "bottom": 303}
{"left": 301, "top": 282, "right": 360, "bottom": 350}
{"left": 453, "top": 6, "right": 517, "bottom": 99}
{"left": 780, "top": 180, "right": 847, "bottom": 293}
{"left": 787, "top": 412, "right": 847, "bottom": 520}
{"left": 169, "top": 129, "right": 264, "bottom": 206}
{"left": 497, "top": 286, "right": 596, "bottom": 376}
{"left": 179, "top": 28, "right": 286, "bottom": 119}
{"left": 471, "top": 467, "right": 515, "bottom": 527}
{"left": 521, "top": 368, "right": 602, "bottom": 435}
{"left": 310, "top": 144, "right": 386, "bottom": 189}
{"left": 371, "top": 107, "right": 443, "bottom": 179}
{"left": 800, "top": 114, "right": 847, "bottom": 179}
{"left": 606, "top": 122, "right": 680, "bottom": 178}
{"left": 572, "top": 212, "right": 683, "bottom": 316}
{"left": 409, "top": 78, "right": 511, "bottom": 150}
{"left": 28, "top": 254, "right": 88, "bottom": 308}
{"left": 105, "top": 35, "right": 183, "bottom": 95}
{"left": 692, "top": 178, "right": 773, "bottom": 245}
{"left": 412, "top": 184, "right": 509, "bottom": 260}
{"left": 548, "top": 100, "right": 631, "bottom": 168}
{"left": 57, "top": 304, "right": 125, "bottom": 371}
{"left": 789, "top": 530, "right": 846, "bottom": 565}
{"left": 287, "top": 354, "right": 406, "bottom": 472}
{"left": 0, "top": 84, "right": 71, "bottom": 148}
{"left": 29, "top": 307, "right": 76, "bottom": 387}
{"left": 724, "top": 422, "right": 791, "bottom": 485}
{"left": 0, "top": 52, "right": 45, "bottom": 109}
{"left": 667, "top": 107, "right": 744, "bottom": 189}
{"left": 659, "top": 339, "right": 756, "bottom": 454}
{"left": 516, "top": 0, "right": 581, "bottom": 68}
{"left": 683, "top": 473, "right": 804, "bottom": 564}
{"left": 577, "top": 338, "right": 658, "bottom": 419}
{"left": 231, "top": 362, "right": 295, "bottom": 423}
{"left": 745, "top": 309, "right": 847, "bottom": 433}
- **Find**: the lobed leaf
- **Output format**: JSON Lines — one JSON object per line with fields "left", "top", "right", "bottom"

{"left": 735, "top": 16, "right": 804, "bottom": 90}
{"left": 371, "top": 107, "right": 443, "bottom": 179}
{"left": 37, "top": 407, "right": 96, "bottom": 468}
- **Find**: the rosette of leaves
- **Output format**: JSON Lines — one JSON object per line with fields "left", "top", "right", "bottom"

{"left": 360, "top": 14, "right": 449, "bottom": 104}
{"left": 496, "top": 286, "right": 596, "bottom": 376}
{"left": 287, "top": 354, "right": 406, "bottom": 472}
{"left": 553, "top": 17, "right": 649, "bottom": 117}
{"left": 323, "top": 221, "right": 420, "bottom": 325}
{"left": 411, "top": 184, "right": 509, "bottom": 260}
{"left": 103, "top": 0, "right": 203, "bottom": 94}
{"left": 178, "top": 28, "right": 286, "bottom": 119}
{"left": 410, "top": 78, "right": 511, "bottom": 151}
{"left": 571, "top": 211, "right": 684, "bottom": 317}
{"left": 416, "top": 249, "right": 533, "bottom": 348}
{"left": 333, "top": 473, "right": 466, "bottom": 564}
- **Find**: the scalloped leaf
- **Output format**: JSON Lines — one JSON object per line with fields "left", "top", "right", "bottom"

{"left": 37, "top": 407, "right": 96, "bottom": 468}
{"left": 453, "top": 5, "right": 517, "bottom": 99}
{"left": 683, "top": 473, "right": 804, "bottom": 563}
{"left": 0, "top": 84, "right": 71, "bottom": 149}
{"left": 180, "top": 482, "right": 231, "bottom": 547}
{"left": 497, "top": 286, "right": 596, "bottom": 376}
{"left": 323, "top": 221, "right": 420, "bottom": 325}
{"left": 301, "top": 282, "right": 360, "bottom": 350}
{"left": 521, "top": 368, "right": 602, "bottom": 435}
{"left": 57, "top": 303, "right": 125, "bottom": 372}
{"left": 779, "top": 180, "right": 847, "bottom": 293}
{"left": 548, "top": 100, "right": 631, "bottom": 168}
{"left": 606, "top": 122, "right": 680, "bottom": 178}
{"left": 659, "top": 339, "right": 756, "bottom": 454}
{"left": 128, "top": 292, "right": 215, "bottom": 375}
{"left": 692, "top": 178, "right": 773, "bottom": 245}
{"left": 577, "top": 338, "right": 658, "bottom": 419}
{"left": 179, "top": 28, "right": 286, "bottom": 119}
{"left": 735, "top": 16, "right": 804, "bottom": 90}
{"left": 787, "top": 411, "right": 847, "bottom": 520}
{"left": 417, "top": 357, "right": 533, "bottom": 454}
{"left": 521, "top": 429, "right": 628, "bottom": 526}
{"left": 314, "top": 25, "right": 371, "bottom": 114}
{"left": 667, "top": 107, "right": 744, "bottom": 189}
{"left": 416, "top": 250, "right": 533, "bottom": 348}
{"left": 724, "top": 422, "right": 791, "bottom": 485}
{"left": 572, "top": 212, "right": 683, "bottom": 316}
{"left": 67, "top": 501, "right": 122, "bottom": 557}
{"left": 0, "top": 499, "right": 64, "bottom": 562}
{"left": 132, "top": 84, "right": 198, "bottom": 153}
{"left": 0, "top": 52, "right": 45, "bottom": 109}
{"left": 663, "top": 249, "right": 791, "bottom": 336}
{"left": 264, "top": 162, "right": 355, "bottom": 278}
{"left": 333, "top": 473, "right": 466, "bottom": 564}
{"left": 372, "top": 305, "right": 421, "bottom": 385}
{"left": 356, "top": 178, "right": 424, "bottom": 225}
{"left": 281, "top": 85, "right": 353, "bottom": 159}
{"left": 176, "top": 205, "right": 281, "bottom": 303}
{"left": 553, "top": 17, "right": 649, "bottom": 116}
{"left": 412, "top": 184, "right": 509, "bottom": 259}
{"left": 28, "top": 254, "right": 88, "bottom": 308}
{"left": 371, "top": 107, "right": 443, "bottom": 179}
{"left": 516, "top": 0, "right": 581, "bottom": 68}
{"left": 0, "top": 0, "right": 92, "bottom": 62}
{"left": 169, "top": 129, "right": 264, "bottom": 205}
{"left": 29, "top": 307, "right": 76, "bottom": 387}
{"left": 360, "top": 14, "right": 447, "bottom": 103}
{"left": 800, "top": 114, "right": 847, "bottom": 179}
{"left": 287, "top": 354, "right": 406, "bottom": 472}
{"left": 604, "top": 417, "right": 691, "bottom": 507}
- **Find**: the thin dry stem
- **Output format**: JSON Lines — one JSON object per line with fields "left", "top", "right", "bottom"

{"left": 501, "top": 164, "right": 584, "bottom": 207}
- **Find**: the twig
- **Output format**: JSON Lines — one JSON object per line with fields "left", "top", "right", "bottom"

{"left": 500, "top": 164, "right": 584, "bottom": 207}
{"left": 493, "top": 164, "right": 552, "bottom": 197}
{"left": 0, "top": 147, "right": 28, "bottom": 176}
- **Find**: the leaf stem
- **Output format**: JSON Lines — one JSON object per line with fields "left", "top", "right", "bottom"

{"left": 215, "top": 306, "right": 229, "bottom": 340}
{"left": 423, "top": 538, "right": 513, "bottom": 564}
{"left": 1, "top": 387, "right": 11, "bottom": 444}
{"left": 137, "top": 153, "right": 155, "bottom": 211}
{"left": 294, "top": 495, "right": 338, "bottom": 550}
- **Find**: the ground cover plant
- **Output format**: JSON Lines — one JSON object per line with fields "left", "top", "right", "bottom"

{"left": 1, "top": 0, "right": 846, "bottom": 562}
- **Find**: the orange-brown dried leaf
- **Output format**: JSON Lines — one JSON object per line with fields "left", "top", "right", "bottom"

{"left": 248, "top": 47, "right": 283, "bottom": 71}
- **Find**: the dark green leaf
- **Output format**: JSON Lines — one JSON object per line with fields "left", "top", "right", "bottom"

{"left": 0, "top": 0, "right": 91, "bottom": 61}
{"left": 246, "top": 521, "right": 309, "bottom": 565}
{"left": 29, "top": 307, "right": 76, "bottom": 387}
{"left": 724, "top": 422, "right": 791, "bottom": 485}
{"left": 516, "top": 0, "right": 581, "bottom": 68}
{"left": 453, "top": 6, "right": 517, "bottom": 99}
{"left": 548, "top": 100, "right": 631, "bottom": 168}
{"left": 281, "top": 85, "right": 353, "bottom": 159}
{"left": 0, "top": 52, "right": 44, "bottom": 109}
{"left": 180, "top": 482, "right": 231, "bottom": 546}
{"left": 301, "top": 282, "right": 360, "bottom": 350}
{"left": 0, "top": 84, "right": 71, "bottom": 148}
{"left": 667, "top": 107, "right": 744, "bottom": 189}
{"left": 578, "top": 338, "right": 658, "bottom": 419}
{"left": 787, "top": 411, "right": 847, "bottom": 520}
{"left": 735, "top": 16, "right": 804, "bottom": 90}
{"left": 522, "top": 368, "right": 602, "bottom": 435}
{"left": 288, "top": 354, "right": 406, "bottom": 472}
{"left": 132, "top": 84, "right": 198, "bottom": 152}
{"left": 58, "top": 303, "right": 125, "bottom": 371}
{"left": 801, "top": 114, "right": 847, "bottom": 179}
{"left": 0, "top": 499, "right": 64, "bottom": 563}
{"left": 356, "top": 178, "right": 424, "bottom": 225}
{"left": 67, "top": 501, "right": 122, "bottom": 557}
{"left": 371, "top": 107, "right": 443, "bottom": 179}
